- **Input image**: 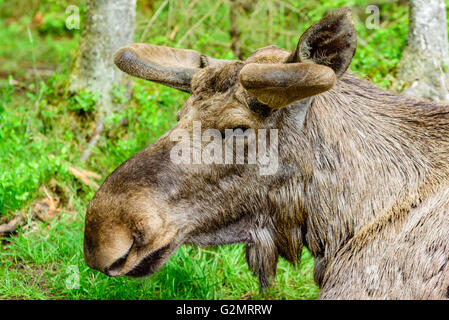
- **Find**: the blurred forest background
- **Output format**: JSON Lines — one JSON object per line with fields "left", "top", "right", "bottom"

{"left": 0, "top": 0, "right": 448, "bottom": 299}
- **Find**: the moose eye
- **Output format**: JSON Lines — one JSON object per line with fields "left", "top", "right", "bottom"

{"left": 232, "top": 126, "right": 250, "bottom": 133}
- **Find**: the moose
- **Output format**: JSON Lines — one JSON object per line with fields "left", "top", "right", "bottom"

{"left": 83, "top": 8, "right": 449, "bottom": 299}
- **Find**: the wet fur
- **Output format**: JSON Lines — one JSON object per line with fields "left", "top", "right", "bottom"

{"left": 85, "top": 8, "right": 449, "bottom": 299}
{"left": 264, "top": 73, "right": 449, "bottom": 299}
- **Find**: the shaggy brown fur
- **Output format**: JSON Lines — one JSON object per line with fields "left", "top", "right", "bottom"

{"left": 282, "top": 73, "right": 449, "bottom": 298}
{"left": 84, "top": 8, "right": 449, "bottom": 299}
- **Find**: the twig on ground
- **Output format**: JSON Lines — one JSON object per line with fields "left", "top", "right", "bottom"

{"left": 80, "top": 116, "right": 105, "bottom": 163}
{"left": 68, "top": 166, "right": 101, "bottom": 189}
{"left": 272, "top": 0, "right": 306, "bottom": 17}
{"left": 185, "top": 0, "right": 202, "bottom": 22}
{"left": 267, "top": 0, "right": 274, "bottom": 44}
{"left": 139, "top": 0, "right": 169, "bottom": 41}
{"left": 169, "top": 25, "right": 180, "bottom": 41}
{"left": 0, "top": 216, "right": 24, "bottom": 236}
{"left": 230, "top": 0, "right": 244, "bottom": 60}
{"left": 25, "top": 25, "right": 43, "bottom": 135}
{"left": 166, "top": 0, "right": 174, "bottom": 40}
{"left": 177, "top": 0, "right": 224, "bottom": 47}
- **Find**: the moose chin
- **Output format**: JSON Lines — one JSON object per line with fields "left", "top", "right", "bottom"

{"left": 83, "top": 7, "right": 449, "bottom": 299}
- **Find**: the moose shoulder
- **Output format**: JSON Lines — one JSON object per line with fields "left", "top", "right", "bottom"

{"left": 83, "top": 8, "right": 449, "bottom": 299}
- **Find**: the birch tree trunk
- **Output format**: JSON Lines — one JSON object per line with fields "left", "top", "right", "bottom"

{"left": 69, "top": 0, "right": 136, "bottom": 161}
{"left": 397, "top": 0, "right": 449, "bottom": 101}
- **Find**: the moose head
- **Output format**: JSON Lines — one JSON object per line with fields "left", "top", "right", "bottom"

{"left": 83, "top": 7, "right": 356, "bottom": 288}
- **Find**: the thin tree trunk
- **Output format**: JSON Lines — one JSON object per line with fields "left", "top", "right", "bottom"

{"left": 397, "top": 0, "right": 449, "bottom": 101}
{"left": 69, "top": 0, "right": 136, "bottom": 161}
{"left": 230, "top": 0, "right": 244, "bottom": 60}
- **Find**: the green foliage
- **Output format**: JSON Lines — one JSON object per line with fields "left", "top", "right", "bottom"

{"left": 68, "top": 90, "right": 99, "bottom": 114}
{"left": 38, "top": 12, "right": 70, "bottom": 36}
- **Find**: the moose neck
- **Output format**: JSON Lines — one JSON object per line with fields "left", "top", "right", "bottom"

{"left": 278, "top": 73, "right": 449, "bottom": 283}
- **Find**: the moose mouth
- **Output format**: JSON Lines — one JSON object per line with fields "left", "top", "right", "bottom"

{"left": 122, "top": 217, "right": 254, "bottom": 278}
{"left": 125, "top": 243, "right": 173, "bottom": 278}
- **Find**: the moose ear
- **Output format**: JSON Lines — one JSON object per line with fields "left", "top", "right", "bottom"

{"left": 114, "top": 43, "right": 234, "bottom": 93}
{"left": 288, "top": 7, "right": 357, "bottom": 77}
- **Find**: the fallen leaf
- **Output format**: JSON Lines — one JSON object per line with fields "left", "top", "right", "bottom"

{"left": 32, "top": 12, "right": 43, "bottom": 27}
{"left": 41, "top": 186, "right": 59, "bottom": 217}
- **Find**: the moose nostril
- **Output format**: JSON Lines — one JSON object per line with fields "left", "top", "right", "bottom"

{"left": 106, "top": 252, "right": 129, "bottom": 276}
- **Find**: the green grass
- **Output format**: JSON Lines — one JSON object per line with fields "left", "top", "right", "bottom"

{"left": 0, "top": 0, "right": 444, "bottom": 300}
{"left": 0, "top": 213, "right": 318, "bottom": 299}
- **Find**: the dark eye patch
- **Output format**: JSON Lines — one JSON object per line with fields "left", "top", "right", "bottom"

{"left": 219, "top": 126, "right": 250, "bottom": 140}
{"left": 232, "top": 126, "right": 250, "bottom": 132}
{"left": 247, "top": 96, "right": 272, "bottom": 117}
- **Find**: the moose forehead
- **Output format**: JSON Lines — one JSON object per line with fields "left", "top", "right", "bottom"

{"left": 191, "top": 61, "right": 245, "bottom": 94}
{"left": 192, "top": 46, "right": 292, "bottom": 94}
{"left": 187, "top": 64, "right": 273, "bottom": 125}
{"left": 184, "top": 46, "right": 292, "bottom": 125}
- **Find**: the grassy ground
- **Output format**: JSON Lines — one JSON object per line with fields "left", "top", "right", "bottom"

{"left": 0, "top": 0, "right": 428, "bottom": 299}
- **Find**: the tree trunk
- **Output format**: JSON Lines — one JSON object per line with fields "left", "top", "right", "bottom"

{"left": 69, "top": 0, "right": 136, "bottom": 161}
{"left": 397, "top": 0, "right": 449, "bottom": 101}
{"left": 230, "top": 0, "right": 243, "bottom": 60}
